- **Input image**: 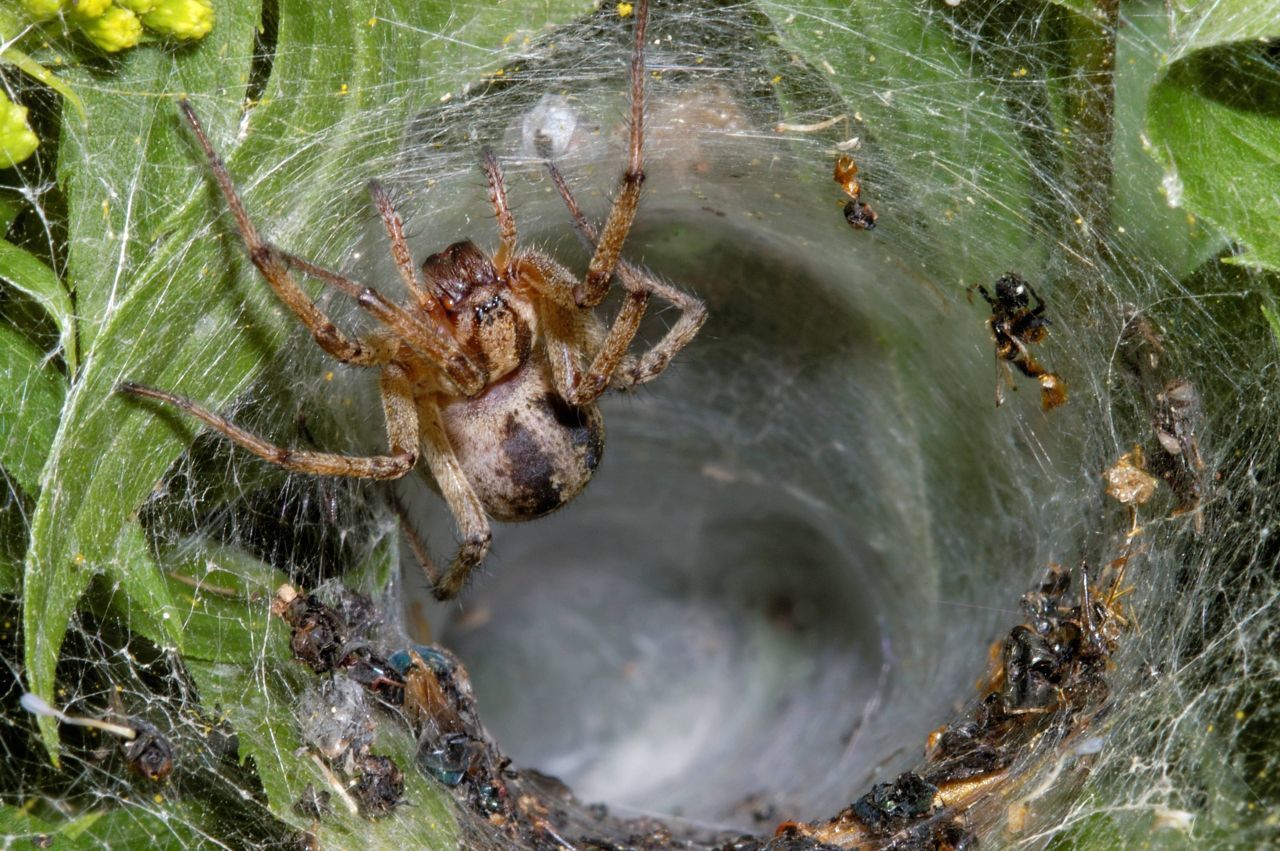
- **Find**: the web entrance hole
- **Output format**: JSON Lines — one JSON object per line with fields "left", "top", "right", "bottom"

{"left": 414, "top": 177, "right": 1089, "bottom": 829}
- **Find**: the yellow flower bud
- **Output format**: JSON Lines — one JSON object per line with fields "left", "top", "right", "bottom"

{"left": 141, "top": 0, "right": 213, "bottom": 40}
{"left": 79, "top": 5, "right": 142, "bottom": 52}
{"left": 1, "top": 94, "right": 40, "bottom": 168}
{"left": 21, "top": 0, "right": 67, "bottom": 22}
{"left": 70, "top": 0, "right": 113, "bottom": 19}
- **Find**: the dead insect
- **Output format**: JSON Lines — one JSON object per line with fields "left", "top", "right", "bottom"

{"left": 1104, "top": 446, "right": 1160, "bottom": 538}
{"left": 974, "top": 273, "right": 1066, "bottom": 410}
{"left": 19, "top": 693, "right": 174, "bottom": 782}
{"left": 118, "top": 0, "right": 705, "bottom": 600}
{"left": 293, "top": 785, "right": 333, "bottom": 821}
{"left": 344, "top": 652, "right": 407, "bottom": 707}
{"left": 123, "top": 719, "right": 175, "bottom": 782}
{"left": 1118, "top": 311, "right": 1206, "bottom": 529}
{"left": 1153, "top": 378, "right": 1206, "bottom": 524}
{"left": 833, "top": 154, "right": 877, "bottom": 230}
{"left": 848, "top": 771, "right": 939, "bottom": 832}
{"left": 353, "top": 754, "right": 405, "bottom": 816}
{"left": 1000, "top": 625, "right": 1060, "bottom": 711}
{"left": 274, "top": 586, "right": 348, "bottom": 673}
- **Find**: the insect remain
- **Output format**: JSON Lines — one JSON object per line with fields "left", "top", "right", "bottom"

{"left": 833, "top": 153, "right": 877, "bottom": 231}
{"left": 120, "top": 0, "right": 705, "bottom": 599}
{"left": 974, "top": 273, "right": 1066, "bottom": 410}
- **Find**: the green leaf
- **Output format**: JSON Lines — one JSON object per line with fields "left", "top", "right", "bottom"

{"left": 23, "top": 0, "right": 604, "bottom": 766}
{"left": 1047, "top": 0, "right": 1111, "bottom": 22}
{"left": 0, "top": 323, "right": 66, "bottom": 496}
{"left": 1146, "top": 3, "right": 1280, "bottom": 272}
{"left": 104, "top": 519, "right": 185, "bottom": 653}
{"left": 0, "top": 801, "right": 203, "bottom": 847}
{"left": 0, "top": 192, "right": 21, "bottom": 232}
{"left": 188, "top": 654, "right": 458, "bottom": 847}
{"left": 1167, "top": 0, "right": 1280, "bottom": 58}
{"left": 25, "top": 0, "right": 266, "bottom": 764}
{"left": 126, "top": 542, "right": 286, "bottom": 664}
{"left": 1109, "top": 6, "right": 1219, "bottom": 279}
{"left": 0, "top": 240, "right": 77, "bottom": 374}
{"left": 57, "top": 0, "right": 264, "bottom": 357}
{"left": 1263, "top": 302, "right": 1280, "bottom": 345}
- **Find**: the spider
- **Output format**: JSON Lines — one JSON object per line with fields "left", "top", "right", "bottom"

{"left": 974, "top": 273, "right": 1065, "bottom": 410}
{"left": 120, "top": 0, "right": 706, "bottom": 600}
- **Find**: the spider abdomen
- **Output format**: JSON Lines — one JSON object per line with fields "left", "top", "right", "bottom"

{"left": 437, "top": 357, "right": 604, "bottom": 523}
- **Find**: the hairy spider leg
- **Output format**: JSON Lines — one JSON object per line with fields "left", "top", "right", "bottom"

{"left": 577, "top": 0, "right": 650, "bottom": 308}
{"left": 278, "top": 249, "right": 483, "bottom": 395}
{"left": 119, "top": 367, "right": 419, "bottom": 479}
{"left": 480, "top": 149, "right": 518, "bottom": 275}
{"left": 367, "top": 181, "right": 449, "bottom": 327}
{"left": 546, "top": 161, "right": 706, "bottom": 398}
{"left": 174, "top": 100, "right": 383, "bottom": 369}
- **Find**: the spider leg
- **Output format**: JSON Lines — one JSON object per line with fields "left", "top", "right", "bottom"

{"left": 279, "top": 252, "right": 484, "bottom": 396}
{"left": 387, "top": 491, "right": 441, "bottom": 588}
{"left": 480, "top": 149, "right": 518, "bottom": 275}
{"left": 544, "top": 162, "right": 706, "bottom": 403}
{"left": 367, "top": 181, "right": 444, "bottom": 320}
{"left": 1023, "top": 281, "right": 1047, "bottom": 314}
{"left": 119, "top": 364, "right": 419, "bottom": 480}
{"left": 577, "top": 0, "right": 650, "bottom": 308}
{"left": 415, "top": 400, "right": 492, "bottom": 601}
{"left": 178, "top": 100, "right": 384, "bottom": 369}
{"left": 994, "top": 348, "right": 1008, "bottom": 408}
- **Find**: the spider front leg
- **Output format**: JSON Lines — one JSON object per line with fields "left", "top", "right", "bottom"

{"left": 541, "top": 162, "right": 706, "bottom": 404}
{"left": 480, "top": 148, "right": 518, "bottom": 275}
{"left": 118, "top": 362, "right": 419, "bottom": 480}
{"left": 178, "top": 100, "right": 384, "bottom": 369}
{"left": 178, "top": 100, "right": 485, "bottom": 395}
{"left": 577, "top": 0, "right": 650, "bottom": 307}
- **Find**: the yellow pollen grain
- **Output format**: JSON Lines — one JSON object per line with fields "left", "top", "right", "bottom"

{"left": 1014, "top": 67, "right": 1028, "bottom": 77}
{"left": 1235, "top": 710, "right": 1246, "bottom": 721}
{"left": 770, "top": 74, "right": 782, "bottom": 84}
{"left": 338, "top": 83, "right": 348, "bottom": 96}
{"left": 367, "top": 17, "right": 376, "bottom": 27}
{"left": 617, "top": 2, "right": 634, "bottom": 18}
{"left": 74, "top": 553, "right": 86, "bottom": 566}
{"left": 324, "top": 371, "right": 335, "bottom": 382}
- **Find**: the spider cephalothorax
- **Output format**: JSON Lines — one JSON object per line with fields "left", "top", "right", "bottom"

{"left": 121, "top": 0, "right": 705, "bottom": 599}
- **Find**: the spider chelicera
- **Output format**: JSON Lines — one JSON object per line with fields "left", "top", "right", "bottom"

{"left": 975, "top": 273, "right": 1065, "bottom": 410}
{"left": 120, "top": 0, "right": 706, "bottom": 599}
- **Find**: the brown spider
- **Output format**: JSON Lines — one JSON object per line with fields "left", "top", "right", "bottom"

{"left": 120, "top": 0, "right": 705, "bottom": 600}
